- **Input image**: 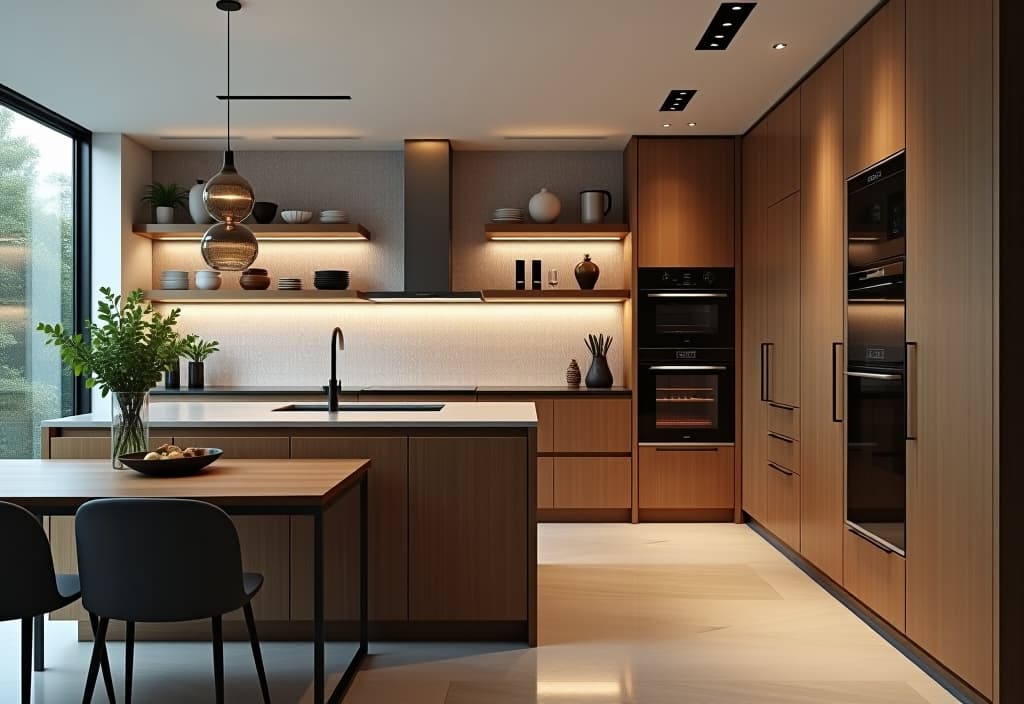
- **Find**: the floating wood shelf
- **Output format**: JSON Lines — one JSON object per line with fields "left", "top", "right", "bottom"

{"left": 482, "top": 289, "right": 630, "bottom": 303}
{"left": 145, "top": 290, "right": 369, "bottom": 303}
{"left": 484, "top": 224, "right": 629, "bottom": 241}
{"left": 133, "top": 224, "right": 371, "bottom": 241}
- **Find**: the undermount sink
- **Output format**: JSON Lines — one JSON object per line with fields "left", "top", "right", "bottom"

{"left": 272, "top": 403, "right": 445, "bottom": 412}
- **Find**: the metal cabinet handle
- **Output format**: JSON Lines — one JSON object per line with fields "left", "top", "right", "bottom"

{"left": 649, "top": 365, "right": 727, "bottom": 371}
{"left": 767, "top": 461, "right": 794, "bottom": 476}
{"left": 765, "top": 343, "right": 774, "bottom": 401}
{"left": 767, "top": 431, "right": 794, "bottom": 444}
{"left": 759, "top": 343, "right": 768, "bottom": 402}
{"left": 646, "top": 292, "right": 728, "bottom": 298}
{"left": 832, "top": 342, "right": 843, "bottom": 423}
{"left": 906, "top": 341, "right": 918, "bottom": 440}
{"left": 847, "top": 526, "right": 895, "bottom": 554}
{"left": 844, "top": 371, "right": 901, "bottom": 380}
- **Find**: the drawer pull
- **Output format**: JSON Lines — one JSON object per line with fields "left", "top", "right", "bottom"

{"left": 655, "top": 447, "right": 719, "bottom": 452}
{"left": 767, "top": 461, "right": 794, "bottom": 476}
{"left": 767, "top": 402, "right": 795, "bottom": 411}
{"left": 847, "top": 526, "right": 895, "bottom": 554}
{"left": 767, "top": 431, "right": 794, "bottom": 444}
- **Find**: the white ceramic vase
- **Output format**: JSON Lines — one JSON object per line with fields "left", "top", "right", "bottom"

{"left": 155, "top": 206, "right": 174, "bottom": 224}
{"left": 528, "top": 188, "right": 561, "bottom": 224}
{"left": 189, "top": 180, "right": 213, "bottom": 224}
{"left": 195, "top": 270, "right": 222, "bottom": 290}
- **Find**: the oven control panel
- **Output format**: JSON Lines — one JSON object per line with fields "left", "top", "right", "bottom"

{"left": 638, "top": 267, "right": 734, "bottom": 290}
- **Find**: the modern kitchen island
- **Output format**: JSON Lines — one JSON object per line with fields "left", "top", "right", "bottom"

{"left": 40, "top": 401, "right": 538, "bottom": 645}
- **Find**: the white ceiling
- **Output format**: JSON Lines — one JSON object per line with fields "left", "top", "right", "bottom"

{"left": 0, "top": 0, "right": 878, "bottom": 150}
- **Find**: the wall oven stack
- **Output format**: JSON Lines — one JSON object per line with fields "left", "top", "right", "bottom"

{"left": 638, "top": 268, "right": 735, "bottom": 444}
{"left": 845, "top": 151, "right": 907, "bottom": 555}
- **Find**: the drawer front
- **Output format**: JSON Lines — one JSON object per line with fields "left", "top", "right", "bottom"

{"left": 537, "top": 457, "right": 554, "bottom": 509}
{"left": 766, "top": 402, "right": 799, "bottom": 440}
{"left": 843, "top": 528, "right": 906, "bottom": 632}
{"left": 766, "top": 462, "right": 801, "bottom": 549}
{"left": 638, "top": 446, "right": 734, "bottom": 509}
{"left": 552, "top": 398, "right": 632, "bottom": 453}
{"left": 49, "top": 436, "right": 173, "bottom": 460}
{"left": 766, "top": 432, "right": 800, "bottom": 473}
{"left": 553, "top": 457, "right": 632, "bottom": 509}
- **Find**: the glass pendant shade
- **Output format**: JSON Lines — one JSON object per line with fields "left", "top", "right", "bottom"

{"left": 200, "top": 221, "right": 258, "bottom": 271}
{"left": 203, "top": 151, "right": 254, "bottom": 224}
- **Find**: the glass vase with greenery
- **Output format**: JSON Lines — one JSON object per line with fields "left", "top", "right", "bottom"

{"left": 37, "top": 287, "right": 184, "bottom": 467}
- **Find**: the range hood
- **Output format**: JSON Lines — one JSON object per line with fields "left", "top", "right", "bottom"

{"left": 366, "top": 140, "right": 483, "bottom": 302}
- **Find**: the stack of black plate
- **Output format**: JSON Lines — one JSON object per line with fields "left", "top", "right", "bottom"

{"left": 314, "top": 270, "right": 350, "bottom": 290}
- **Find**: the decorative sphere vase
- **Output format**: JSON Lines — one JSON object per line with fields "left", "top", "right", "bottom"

{"left": 528, "top": 188, "right": 561, "bottom": 224}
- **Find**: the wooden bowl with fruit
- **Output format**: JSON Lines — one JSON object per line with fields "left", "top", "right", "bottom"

{"left": 118, "top": 444, "right": 223, "bottom": 477}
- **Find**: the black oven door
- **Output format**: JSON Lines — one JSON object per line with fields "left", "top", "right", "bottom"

{"left": 638, "top": 357, "right": 735, "bottom": 444}
{"left": 638, "top": 290, "right": 735, "bottom": 348}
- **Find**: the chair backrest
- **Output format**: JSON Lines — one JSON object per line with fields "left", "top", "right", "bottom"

{"left": 0, "top": 501, "right": 63, "bottom": 621}
{"left": 75, "top": 498, "right": 247, "bottom": 622}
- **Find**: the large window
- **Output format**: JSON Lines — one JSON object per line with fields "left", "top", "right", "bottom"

{"left": 0, "top": 87, "right": 89, "bottom": 457}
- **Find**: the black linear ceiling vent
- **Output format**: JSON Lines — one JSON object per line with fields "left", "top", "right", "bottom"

{"left": 660, "top": 89, "right": 698, "bottom": 112}
{"left": 696, "top": 3, "right": 756, "bottom": 50}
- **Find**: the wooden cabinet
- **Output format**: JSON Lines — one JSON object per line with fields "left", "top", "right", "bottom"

{"left": 170, "top": 435, "right": 289, "bottom": 459}
{"left": 638, "top": 446, "right": 733, "bottom": 510}
{"left": 765, "top": 193, "right": 801, "bottom": 408}
{"left": 637, "top": 138, "right": 736, "bottom": 267}
{"left": 766, "top": 433, "right": 799, "bottom": 474}
{"left": 799, "top": 49, "right": 846, "bottom": 585}
{"left": 552, "top": 398, "right": 631, "bottom": 453}
{"left": 765, "top": 462, "right": 801, "bottom": 550}
{"left": 765, "top": 89, "right": 801, "bottom": 205}
{"left": 289, "top": 436, "right": 408, "bottom": 621}
{"left": 905, "top": 0, "right": 994, "bottom": 696}
{"left": 552, "top": 457, "right": 631, "bottom": 509}
{"left": 844, "top": 0, "right": 905, "bottom": 177}
{"left": 408, "top": 437, "right": 528, "bottom": 620}
{"left": 740, "top": 120, "right": 768, "bottom": 523}
{"left": 537, "top": 457, "right": 554, "bottom": 509}
{"left": 843, "top": 529, "right": 906, "bottom": 631}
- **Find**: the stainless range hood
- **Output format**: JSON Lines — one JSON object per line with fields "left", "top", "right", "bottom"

{"left": 366, "top": 140, "right": 483, "bottom": 302}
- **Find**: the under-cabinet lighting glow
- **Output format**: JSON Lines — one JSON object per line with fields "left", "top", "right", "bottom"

{"left": 488, "top": 236, "right": 623, "bottom": 241}
{"left": 536, "top": 681, "right": 622, "bottom": 697}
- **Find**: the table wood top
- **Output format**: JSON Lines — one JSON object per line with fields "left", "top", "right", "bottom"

{"left": 0, "top": 458, "right": 369, "bottom": 511}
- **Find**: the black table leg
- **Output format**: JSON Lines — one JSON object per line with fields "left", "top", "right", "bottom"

{"left": 314, "top": 507, "right": 325, "bottom": 704}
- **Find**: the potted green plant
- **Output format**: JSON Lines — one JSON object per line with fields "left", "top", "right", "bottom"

{"left": 183, "top": 335, "right": 220, "bottom": 389}
{"left": 141, "top": 181, "right": 188, "bottom": 224}
{"left": 37, "top": 288, "right": 184, "bottom": 468}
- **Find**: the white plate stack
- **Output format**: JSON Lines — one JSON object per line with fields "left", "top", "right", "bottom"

{"left": 277, "top": 277, "right": 303, "bottom": 290}
{"left": 491, "top": 207, "right": 524, "bottom": 223}
{"left": 160, "top": 270, "right": 189, "bottom": 290}
{"left": 320, "top": 209, "right": 350, "bottom": 224}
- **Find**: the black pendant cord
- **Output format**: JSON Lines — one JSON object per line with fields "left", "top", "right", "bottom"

{"left": 226, "top": 8, "right": 231, "bottom": 152}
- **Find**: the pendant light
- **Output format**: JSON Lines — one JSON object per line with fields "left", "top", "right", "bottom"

{"left": 201, "top": 0, "right": 258, "bottom": 271}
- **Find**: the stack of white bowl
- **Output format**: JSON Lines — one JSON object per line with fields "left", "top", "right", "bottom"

{"left": 160, "top": 270, "right": 189, "bottom": 290}
{"left": 195, "top": 270, "right": 222, "bottom": 291}
{"left": 320, "top": 209, "right": 349, "bottom": 224}
{"left": 277, "top": 277, "right": 303, "bottom": 290}
{"left": 491, "top": 207, "right": 524, "bottom": 223}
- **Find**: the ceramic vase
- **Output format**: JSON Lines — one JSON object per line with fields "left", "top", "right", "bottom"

{"left": 189, "top": 180, "right": 213, "bottom": 224}
{"left": 111, "top": 391, "right": 150, "bottom": 469}
{"left": 188, "top": 361, "right": 205, "bottom": 389}
{"left": 566, "top": 359, "right": 582, "bottom": 387}
{"left": 528, "top": 188, "right": 561, "bottom": 224}
{"left": 585, "top": 354, "right": 613, "bottom": 388}
{"left": 155, "top": 206, "right": 175, "bottom": 224}
{"left": 574, "top": 254, "right": 600, "bottom": 289}
{"left": 164, "top": 363, "right": 180, "bottom": 389}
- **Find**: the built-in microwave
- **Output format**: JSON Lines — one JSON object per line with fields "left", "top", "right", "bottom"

{"left": 638, "top": 268, "right": 735, "bottom": 349}
{"left": 638, "top": 349, "right": 735, "bottom": 444}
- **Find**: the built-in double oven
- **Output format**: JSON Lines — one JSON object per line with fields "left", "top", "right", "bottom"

{"left": 638, "top": 268, "right": 735, "bottom": 444}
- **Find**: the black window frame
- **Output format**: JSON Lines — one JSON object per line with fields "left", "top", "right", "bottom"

{"left": 0, "top": 82, "right": 92, "bottom": 415}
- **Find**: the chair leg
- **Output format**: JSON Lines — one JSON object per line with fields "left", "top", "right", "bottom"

{"left": 243, "top": 602, "right": 271, "bottom": 703}
{"left": 82, "top": 616, "right": 109, "bottom": 704}
{"left": 211, "top": 615, "right": 224, "bottom": 704}
{"left": 88, "top": 612, "right": 117, "bottom": 704}
{"left": 125, "top": 620, "right": 135, "bottom": 704}
{"left": 21, "top": 618, "right": 31, "bottom": 704}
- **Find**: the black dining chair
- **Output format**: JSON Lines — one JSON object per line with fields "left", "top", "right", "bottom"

{"left": 75, "top": 498, "right": 271, "bottom": 704}
{"left": 0, "top": 500, "right": 115, "bottom": 704}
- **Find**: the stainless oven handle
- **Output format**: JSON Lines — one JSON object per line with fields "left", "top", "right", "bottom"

{"left": 844, "top": 371, "right": 901, "bottom": 380}
{"left": 648, "top": 365, "right": 728, "bottom": 371}
{"left": 645, "top": 292, "right": 728, "bottom": 298}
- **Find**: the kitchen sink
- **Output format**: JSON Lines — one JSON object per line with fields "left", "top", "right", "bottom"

{"left": 272, "top": 403, "right": 445, "bottom": 412}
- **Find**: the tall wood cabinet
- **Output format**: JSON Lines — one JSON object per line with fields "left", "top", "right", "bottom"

{"left": 637, "top": 138, "right": 736, "bottom": 267}
{"left": 764, "top": 192, "right": 801, "bottom": 410}
{"left": 798, "top": 50, "right": 846, "bottom": 584}
{"left": 905, "top": 0, "right": 995, "bottom": 697}
{"left": 765, "top": 90, "right": 801, "bottom": 206}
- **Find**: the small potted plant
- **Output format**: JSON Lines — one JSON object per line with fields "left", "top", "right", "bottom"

{"left": 37, "top": 288, "right": 184, "bottom": 468}
{"left": 183, "top": 335, "right": 220, "bottom": 389}
{"left": 141, "top": 181, "right": 188, "bottom": 224}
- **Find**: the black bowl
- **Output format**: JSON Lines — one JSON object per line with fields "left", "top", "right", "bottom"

{"left": 252, "top": 202, "right": 278, "bottom": 224}
{"left": 118, "top": 448, "right": 223, "bottom": 477}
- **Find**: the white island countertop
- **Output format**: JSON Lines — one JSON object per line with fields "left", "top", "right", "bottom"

{"left": 43, "top": 401, "right": 537, "bottom": 429}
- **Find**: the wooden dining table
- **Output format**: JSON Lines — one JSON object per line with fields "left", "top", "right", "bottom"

{"left": 0, "top": 457, "right": 370, "bottom": 704}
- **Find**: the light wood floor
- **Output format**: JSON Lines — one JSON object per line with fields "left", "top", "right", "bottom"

{"left": 0, "top": 523, "right": 957, "bottom": 703}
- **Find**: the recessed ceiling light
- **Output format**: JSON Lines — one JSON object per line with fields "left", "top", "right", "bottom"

{"left": 697, "top": 3, "right": 755, "bottom": 50}
{"left": 688, "top": 122, "right": 697, "bottom": 127}
{"left": 710, "top": 43, "right": 719, "bottom": 47}
{"left": 732, "top": 4, "right": 743, "bottom": 9}
{"left": 714, "top": 34, "right": 725, "bottom": 38}
{"left": 772, "top": 42, "right": 788, "bottom": 50}
{"left": 659, "top": 89, "right": 697, "bottom": 112}
{"left": 663, "top": 123, "right": 672, "bottom": 128}
{"left": 723, "top": 22, "right": 733, "bottom": 26}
